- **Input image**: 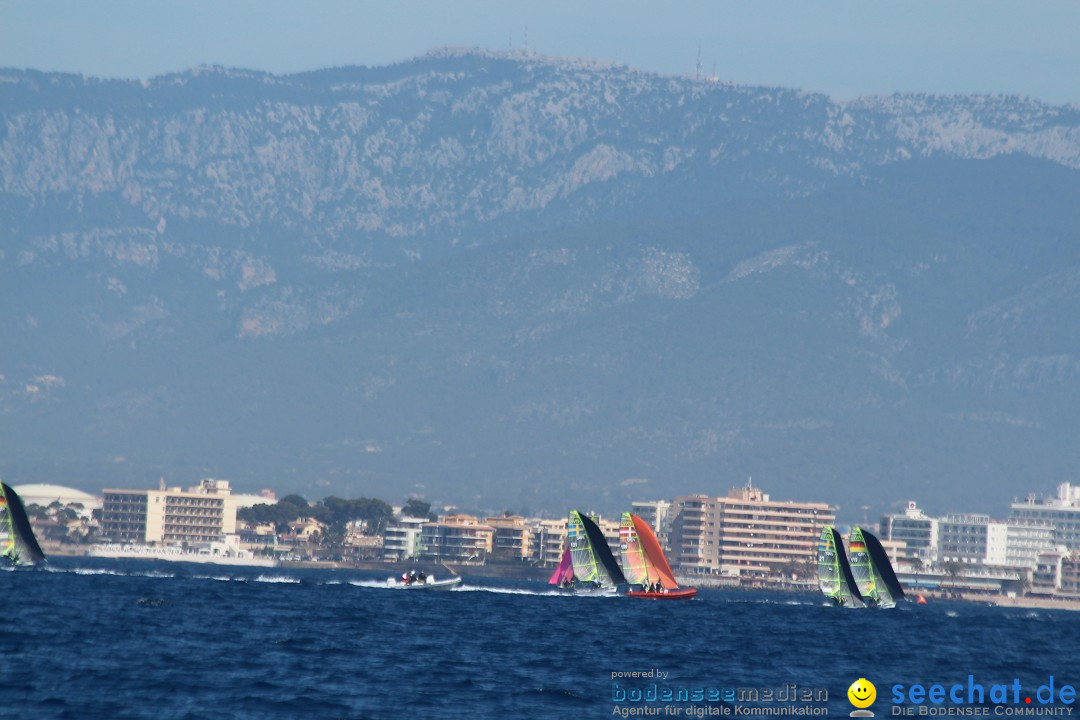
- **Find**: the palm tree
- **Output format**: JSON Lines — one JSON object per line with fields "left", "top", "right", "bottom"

{"left": 942, "top": 560, "right": 965, "bottom": 596}
{"left": 910, "top": 556, "right": 925, "bottom": 591}
{"left": 777, "top": 560, "right": 801, "bottom": 584}
{"left": 943, "top": 560, "right": 964, "bottom": 579}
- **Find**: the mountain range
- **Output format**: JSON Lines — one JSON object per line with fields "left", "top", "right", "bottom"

{"left": 3, "top": 48, "right": 1080, "bottom": 520}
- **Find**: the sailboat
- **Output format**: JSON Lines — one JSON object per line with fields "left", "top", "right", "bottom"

{"left": 848, "top": 526, "right": 905, "bottom": 608}
{"left": 1, "top": 482, "right": 47, "bottom": 567}
{"left": 816, "top": 526, "right": 862, "bottom": 607}
{"left": 547, "top": 547, "right": 576, "bottom": 589}
{"left": 620, "top": 513, "right": 697, "bottom": 600}
{"left": 565, "top": 510, "right": 627, "bottom": 592}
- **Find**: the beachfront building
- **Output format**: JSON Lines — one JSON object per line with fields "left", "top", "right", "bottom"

{"left": 344, "top": 532, "right": 383, "bottom": 559}
{"left": 101, "top": 478, "right": 237, "bottom": 545}
{"left": 668, "top": 484, "right": 835, "bottom": 579}
{"left": 486, "top": 515, "right": 533, "bottom": 562}
{"left": 669, "top": 495, "right": 711, "bottom": 572}
{"left": 383, "top": 517, "right": 427, "bottom": 561}
{"left": 880, "top": 502, "right": 1056, "bottom": 572}
{"left": 419, "top": 514, "right": 494, "bottom": 564}
{"left": 879, "top": 501, "right": 939, "bottom": 565}
{"left": 1031, "top": 547, "right": 1070, "bottom": 594}
{"left": 1004, "top": 522, "right": 1056, "bottom": 570}
{"left": 1060, "top": 552, "right": 1080, "bottom": 597}
{"left": 1009, "top": 483, "right": 1080, "bottom": 550}
{"left": 938, "top": 514, "right": 1008, "bottom": 567}
{"left": 237, "top": 522, "right": 277, "bottom": 556}
{"left": 528, "top": 518, "right": 567, "bottom": 565}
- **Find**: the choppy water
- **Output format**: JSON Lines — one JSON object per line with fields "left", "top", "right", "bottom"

{"left": 2, "top": 558, "right": 1078, "bottom": 719}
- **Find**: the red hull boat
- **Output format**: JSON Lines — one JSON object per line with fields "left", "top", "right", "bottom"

{"left": 626, "top": 588, "right": 697, "bottom": 600}
{"left": 619, "top": 512, "right": 697, "bottom": 600}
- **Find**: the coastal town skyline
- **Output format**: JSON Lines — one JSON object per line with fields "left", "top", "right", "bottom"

{"left": 19, "top": 475, "right": 1080, "bottom": 555}
{"left": 12, "top": 471, "right": 1076, "bottom": 527}
{"left": 12, "top": 473, "right": 1080, "bottom": 605}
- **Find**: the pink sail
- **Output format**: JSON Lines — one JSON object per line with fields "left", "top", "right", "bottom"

{"left": 548, "top": 547, "right": 574, "bottom": 585}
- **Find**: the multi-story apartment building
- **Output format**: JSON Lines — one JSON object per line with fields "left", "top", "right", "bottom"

{"left": 668, "top": 484, "right": 835, "bottom": 578}
{"left": 938, "top": 514, "right": 1008, "bottom": 566}
{"left": 419, "top": 514, "right": 494, "bottom": 563}
{"left": 880, "top": 501, "right": 939, "bottom": 565}
{"left": 880, "top": 501, "right": 1056, "bottom": 571}
{"left": 486, "top": 515, "right": 533, "bottom": 562}
{"left": 528, "top": 518, "right": 568, "bottom": 565}
{"left": 383, "top": 516, "right": 427, "bottom": 560}
{"left": 669, "top": 495, "right": 711, "bottom": 572}
{"left": 1060, "top": 552, "right": 1080, "bottom": 597}
{"left": 1004, "top": 522, "right": 1055, "bottom": 570}
{"left": 1010, "top": 483, "right": 1080, "bottom": 550}
{"left": 101, "top": 478, "right": 237, "bottom": 545}
{"left": 1031, "top": 547, "right": 1070, "bottom": 593}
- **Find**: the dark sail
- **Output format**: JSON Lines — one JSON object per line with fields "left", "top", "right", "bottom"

{"left": 567, "top": 510, "right": 602, "bottom": 584}
{"left": 1, "top": 482, "right": 47, "bottom": 565}
{"left": 833, "top": 527, "right": 864, "bottom": 605}
{"left": 579, "top": 513, "right": 627, "bottom": 586}
{"left": 862, "top": 528, "right": 905, "bottom": 600}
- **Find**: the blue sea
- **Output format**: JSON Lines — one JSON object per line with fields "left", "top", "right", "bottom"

{"left": 3, "top": 558, "right": 1078, "bottom": 719}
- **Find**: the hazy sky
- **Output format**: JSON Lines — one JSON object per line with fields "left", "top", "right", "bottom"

{"left": 1, "top": 0, "right": 1078, "bottom": 104}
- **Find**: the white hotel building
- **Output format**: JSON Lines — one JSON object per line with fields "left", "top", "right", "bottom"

{"left": 1009, "top": 483, "right": 1080, "bottom": 550}
{"left": 101, "top": 478, "right": 237, "bottom": 545}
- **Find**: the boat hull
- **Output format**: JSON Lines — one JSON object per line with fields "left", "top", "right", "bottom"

{"left": 386, "top": 576, "right": 462, "bottom": 590}
{"left": 626, "top": 588, "right": 697, "bottom": 600}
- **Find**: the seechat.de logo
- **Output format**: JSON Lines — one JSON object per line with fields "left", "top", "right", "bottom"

{"left": 848, "top": 678, "right": 877, "bottom": 717}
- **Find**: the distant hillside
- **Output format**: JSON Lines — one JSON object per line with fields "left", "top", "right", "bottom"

{"left": 3, "top": 49, "right": 1080, "bottom": 519}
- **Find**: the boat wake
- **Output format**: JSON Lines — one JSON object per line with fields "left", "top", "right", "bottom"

{"left": 253, "top": 574, "right": 301, "bottom": 584}
{"left": 69, "top": 567, "right": 129, "bottom": 576}
{"left": 454, "top": 585, "right": 619, "bottom": 598}
{"left": 348, "top": 579, "right": 396, "bottom": 589}
{"left": 455, "top": 585, "right": 556, "bottom": 596}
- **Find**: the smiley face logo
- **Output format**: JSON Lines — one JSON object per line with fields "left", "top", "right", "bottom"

{"left": 848, "top": 678, "right": 876, "bottom": 709}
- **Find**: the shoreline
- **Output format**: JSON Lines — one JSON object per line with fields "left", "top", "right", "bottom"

{"left": 44, "top": 546, "right": 1080, "bottom": 611}
{"left": 959, "top": 592, "right": 1080, "bottom": 611}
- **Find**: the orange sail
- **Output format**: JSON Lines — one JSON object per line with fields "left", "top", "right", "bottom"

{"left": 631, "top": 514, "right": 679, "bottom": 590}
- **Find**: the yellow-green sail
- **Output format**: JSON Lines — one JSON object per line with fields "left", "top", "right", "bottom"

{"left": 816, "top": 526, "right": 862, "bottom": 607}
{"left": 0, "top": 481, "right": 47, "bottom": 566}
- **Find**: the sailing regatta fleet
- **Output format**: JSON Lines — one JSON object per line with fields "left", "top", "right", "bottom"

{"left": 816, "top": 525, "right": 905, "bottom": 608}
{"left": 546, "top": 512, "right": 909, "bottom": 605}
{"left": 5, "top": 478, "right": 910, "bottom": 610}
{"left": 548, "top": 510, "right": 697, "bottom": 599}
